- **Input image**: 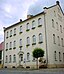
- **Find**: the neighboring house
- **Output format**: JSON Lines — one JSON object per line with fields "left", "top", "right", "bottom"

{"left": 4, "top": 1, "right": 64, "bottom": 68}
{"left": 0, "top": 42, "right": 4, "bottom": 68}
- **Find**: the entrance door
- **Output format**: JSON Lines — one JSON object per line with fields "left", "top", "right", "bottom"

{"left": 19, "top": 54, "right": 23, "bottom": 65}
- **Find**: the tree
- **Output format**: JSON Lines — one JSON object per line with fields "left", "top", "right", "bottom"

{"left": 32, "top": 48, "right": 44, "bottom": 69}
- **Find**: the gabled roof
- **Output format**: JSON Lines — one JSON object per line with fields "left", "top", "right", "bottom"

{"left": 4, "top": 1, "right": 64, "bottom": 32}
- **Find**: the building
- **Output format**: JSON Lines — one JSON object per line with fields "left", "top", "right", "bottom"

{"left": 4, "top": 1, "right": 64, "bottom": 68}
{"left": 0, "top": 42, "right": 4, "bottom": 68}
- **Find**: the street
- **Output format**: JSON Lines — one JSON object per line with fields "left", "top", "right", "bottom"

{"left": 0, "top": 68, "right": 64, "bottom": 74}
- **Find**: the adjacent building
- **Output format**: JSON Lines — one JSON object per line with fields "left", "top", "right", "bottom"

{"left": 0, "top": 42, "right": 4, "bottom": 68}
{"left": 4, "top": 1, "right": 64, "bottom": 68}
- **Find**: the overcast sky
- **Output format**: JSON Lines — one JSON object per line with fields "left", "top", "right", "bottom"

{"left": 0, "top": 0, "right": 64, "bottom": 43}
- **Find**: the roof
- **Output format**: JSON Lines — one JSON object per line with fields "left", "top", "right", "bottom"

{"left": 4, "top": 1, "right": 64, "bottom": 31}
{"left": 4, "top": 11, "right": 45, "bottom": 31}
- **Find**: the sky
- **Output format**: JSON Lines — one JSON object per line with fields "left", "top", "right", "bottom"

{"left": 0, "top": 0, "right": 64, "bottom": 43}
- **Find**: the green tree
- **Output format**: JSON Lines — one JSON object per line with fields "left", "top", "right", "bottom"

{"left": 32, "top": 48, "right": 44, "bottom": 69}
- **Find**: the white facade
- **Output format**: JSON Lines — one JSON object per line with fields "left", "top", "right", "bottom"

{"left": 4, "top": 1, "right": 64, "bottom": 68}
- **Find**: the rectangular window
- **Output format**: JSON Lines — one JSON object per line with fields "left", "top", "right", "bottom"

{"left": 53, "top": 34, "right": 56, "bottom": 44}
{"left": 20, "top": 26, "right": 22, "bottom": 33}
{"left": 57, "top": 36, "right": 60, "bottom": 46}
{"left": 14, "top": 28, "right": 16, "bottom": 36}
{"left": 10, "top": 30, "right": 12, "bottom": 37}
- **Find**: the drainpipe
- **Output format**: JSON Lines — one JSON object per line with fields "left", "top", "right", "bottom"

{"left": 44, "top": 12, "right": 48, "bottom": 67}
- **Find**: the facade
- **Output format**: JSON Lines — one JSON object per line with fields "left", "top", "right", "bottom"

{"left": 0, "top": 42, "right": 4, "bottom": 68}
{"left": 4, "top": 1, "right": 64, "bottom": 68}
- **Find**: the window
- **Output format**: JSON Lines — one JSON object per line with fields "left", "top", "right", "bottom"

{"left": 19, "top": 26, "right": 22, "bottom": 33}
{"left": 20, "top": 54, "right": 23, "bottom": 61}
{"left": 61, "top": 38, "right": 63, "bottom": 47}
{"left": 5, "top": 55, "right": 8, "bottom": 63}
{"left": 54, "top": 51, "right": 57, "bottom": 61}
{"left": 13, "top": 54, "right": 16, "bottom": 63}
{"left": 38, "top": 18, "right": 42, "bottom": 27}
{"left": 9, "top": 42, "right": 12, "bottom": 50}
{"left": 13, "top": 41, "right": 16, "bottom": 49}
{"left": 59, "top": 52, "right": 61, "bottom": 61}
{"left": 14, "top": 28, "right": 16, "bottom": 36}
{"left": 52, "top": 19, "right": 54, "bottom": 28}
{"left": 32, "top": 35, "right": 36, "bottom": 45}
{"left": 56, "top": 22, "right": 59, "bottom": 31}
{"left": 27, "top": 53, "right": 30, "bottom": 61}
{"left": 6, "top": 43, "right": 8, "bottom": 49}
{"left": 57, "top": 36, "right": 60, "bottom": 46}
{"left": 39, "top": 33, "right": 43, "bottom": 43}
{"left": 60, "top": 25, "right": 62, "bottom": 33}
{"left": 32, "top": 20, "right": 35, "bottom": 29}
{"left": 9, "top": 55, "right": 12, "bottom": 63}
{"left": 53, "top": 34, "right": 56, "bottom": 44}
{"left": 10, "top": 30, "right": 12, "bottom": 37}
{"left": 26, "top": 37, "right": 30, "bottom": 46}
{"left": 6, "top": 43, "right": 8, "bottom": 51}
{"left": 63, "top": 53, "right": 64, "bottom": 62}
{"left": 19, "top": 39, "right": 22, "bottom": 46}
{"left": 26, "top": 23, "right": 30, "bottom": 31}
{"left": 6, "top": 31, "right": 8, "bottom": 38}
{"left": 54, "top": 11, "right": 56, "bottom": 16}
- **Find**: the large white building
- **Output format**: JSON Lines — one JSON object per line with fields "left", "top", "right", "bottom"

{"left": 4, "top": 1, "right": 64, "bottom": 68}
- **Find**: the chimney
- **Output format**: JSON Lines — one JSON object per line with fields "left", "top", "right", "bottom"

{"left": 27, "top": 15, "right": 33, "bottom": 19}
{"left": 20, "top": 19, "right": 22, "bottom": 22}
{"left": 56, "top": 1, "right": 60, "bottom": 5}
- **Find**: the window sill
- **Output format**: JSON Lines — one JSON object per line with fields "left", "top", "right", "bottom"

{"left": 13, "top": 47, "right": 16, "bottom": 49}
{"left": 32, "top": 27, "right": 35, "bottom": 29}
{"left": 13, "top": 34, "right": 16, "bottom": 36}
{"left": 19, "top": 46, "right": 23, "bottom": 48}
{"left": 26, "top": 29, "right": 30, "bottom": 32}
{"left": 6, "top": 49, "right": 8, "bottom": 51}
{"left": 6, "top": 37, "right": 8, "bottom": 39}
{"left": 9, "top": 48, "right": 12, "bottom": 50}
{"left": 26, "top": 44, "right": 30, "bottom": 47}
{"left": 38, "top": 25, "right": 42, "bottom": 27}
{"left": 19, "top": 32, "right": 23, "bottom": 34}
{"left": 38, "top": 41, "right": 43, "bottom": 44}
{"left": 32, "top": 43, "right": 36, "bottom": 45}
{"left": 10, "top": 35, "right": 12, "bottom": 37}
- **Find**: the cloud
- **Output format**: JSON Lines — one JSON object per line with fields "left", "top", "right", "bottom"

{"left": 27, "top": 0, "right": 64, "bottom": 15}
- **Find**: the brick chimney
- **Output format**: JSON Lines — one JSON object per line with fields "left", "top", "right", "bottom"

{"left": 27, "top": 15, "right": 33, "bottom": 19}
